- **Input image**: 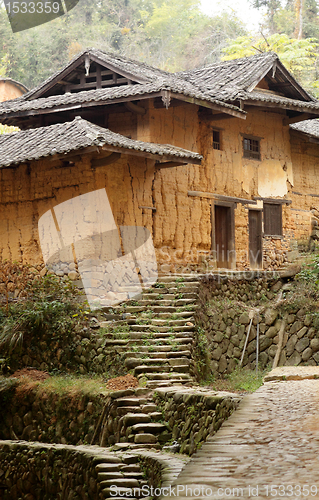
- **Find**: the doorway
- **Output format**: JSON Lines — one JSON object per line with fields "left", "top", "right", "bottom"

{"left": 248, "top": 209, "right": 262, "bottom": 269}
{"left": 213, "top": 204, "right": 235, "bottom": 268}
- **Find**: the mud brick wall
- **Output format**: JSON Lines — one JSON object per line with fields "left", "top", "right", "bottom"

{"left": 0, "top": 102, "right": 318, "bottom": 273}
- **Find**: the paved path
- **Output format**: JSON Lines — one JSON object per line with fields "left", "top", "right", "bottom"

{"left": 162, "top": 369, "right": 319, "bottom": 500}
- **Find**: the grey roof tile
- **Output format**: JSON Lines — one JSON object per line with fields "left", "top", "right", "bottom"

{"left": 0, "top": 117, "right": 202, "bottom": 167}
{"left": 0, "top": 81, "right": 242, "bottom": 117}
{"left": 291, "top": 119, "right": 319, "bottom": 138}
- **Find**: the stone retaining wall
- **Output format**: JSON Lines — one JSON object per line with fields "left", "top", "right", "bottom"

{"left": 196, "top": 275, "right": 319, "bottom": 375}
{"left": 0, "top": 441, "right": 187, "bottom": 500}
{"left": 0, "top": 382, "right": 106, "bottom": 445}
{"left": 154, "top": 387, "right": 240, "bottom": 455}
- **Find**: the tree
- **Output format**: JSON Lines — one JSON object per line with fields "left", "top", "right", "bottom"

{"left": 223, "top": 33, "right": 319, "bottom": 95}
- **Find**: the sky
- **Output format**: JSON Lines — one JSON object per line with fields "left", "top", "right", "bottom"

{"left": 199, "top": 0, "right": 266, "bottom": 31}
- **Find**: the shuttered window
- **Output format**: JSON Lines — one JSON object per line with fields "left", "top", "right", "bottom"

{"left": 243, "top": 137, "right": 260, "bottom": 160}
{"left": 213, "top": 130, "right": 221, "bottom": 150}
{"left": 264, "top": 203, "right": 282, "bottom": 236}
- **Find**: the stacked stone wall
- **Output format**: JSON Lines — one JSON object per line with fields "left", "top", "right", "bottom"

{"left": 197, "top": 275, "right": 319, "bottom": 376}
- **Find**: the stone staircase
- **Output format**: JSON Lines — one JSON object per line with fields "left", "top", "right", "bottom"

{"left": 100, "top": 275, "right": 201, "bottom": 389}
{"left": 93, "top": 452, "right": 147, "bottom": 499}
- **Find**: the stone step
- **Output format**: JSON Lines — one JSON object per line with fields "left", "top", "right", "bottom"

{"left": 125, "top": 358, "right": 169, "bottom": 369}
{"left": 140, "top": 404, "right": 157, "bottom": 413}
{"left": 129, "top": 325, "right": 194, "bottom": 333}
{"left": 115, "top": 398, "right": 142, "bottom": 407}
{"left": 158, "top": 275, "right": 202, "bottom": 283}
{"left": 120, "top": 465, "right": 141, "bottom": 473}
{"left": 122, "top": 413, "right": 152, "bottom": 426}
{"left": 151, "top": 311, "right": 194, "bottom": 319}
{"left": 96, "top": 463, "right": 123, "bottom": 473}
{"left": 98, "top": 472, "right": 124, "bottom": 481}
{"left": 125, "top": 330, "right": 193, "bottom": 339}
{"left": 131, "top": 422, "right": 167, "bottom": 434}
{"left": 171, "top": 364, "right": 191, "bottom": 373}
{"left": 117, "top": 406, "right": 143, "bottom": 416}
{"left": 134, "top": 365, "right": 169, "bottom": 374}
{"left": 101, "top": 478, "right": 141, "bottom": 488}
{"left": 149, "top": 318, "right": 194, "bottom": 326}
{"left": 125, "top": 350, "right": 191, "bottom": 359}
{"left": 102, "top": 487, "right": 139, "bottom": 499}
{"left": 138, "top": 372, "right": 191, "bottom": 381}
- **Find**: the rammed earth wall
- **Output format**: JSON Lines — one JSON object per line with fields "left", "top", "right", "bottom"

{"left": 196, "top": 274, "right": 319, "bottom": 376}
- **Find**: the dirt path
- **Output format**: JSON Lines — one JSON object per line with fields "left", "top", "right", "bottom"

{"left": 162, "top": 368, "right": 319, "bottom": 499}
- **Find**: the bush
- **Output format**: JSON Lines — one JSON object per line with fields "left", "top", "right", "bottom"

{"left": 0, "top": 274, "right": 86, "bottom": 356}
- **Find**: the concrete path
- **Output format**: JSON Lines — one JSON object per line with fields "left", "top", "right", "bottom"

{"left": 162, "top": 368, "right": 319, "bottom": 500}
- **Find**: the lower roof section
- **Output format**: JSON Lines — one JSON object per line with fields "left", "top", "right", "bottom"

{"left": 0, "top": 116, "right": 202, "bottom": 168}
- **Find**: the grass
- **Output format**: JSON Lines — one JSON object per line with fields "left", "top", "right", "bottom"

{"left": 13, "top": 373, "right": 109, "bottom": 398}
{"left": 209, "top": 366, "right": 270, "bottom": 393}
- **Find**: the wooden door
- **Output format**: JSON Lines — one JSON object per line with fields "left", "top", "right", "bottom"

{"left": 215, "top": 205, "right": 231, "bottom": 268}
{"left": 249, "top": 210, "right": 262, "bottom": 269}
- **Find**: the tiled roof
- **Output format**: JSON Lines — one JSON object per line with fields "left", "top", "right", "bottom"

{"left": 0, "top": 81, "right": 243, "bottom": 117}
{"left": 0, "top": 117, "right": 202, "bottom": 167}
{"left": 21, "top": 48, "right": 174, "bottom": 100}
{"left": 291, "top": 119, "right": 319, "bottom": 138}
{"left": 177, "top": 52, "right": 315, "bottom": 102}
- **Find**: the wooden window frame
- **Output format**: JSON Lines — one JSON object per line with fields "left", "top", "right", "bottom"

{"left": 213, "top": 129, "right": 221, "bottom": 150}
{"left": 243, "top": 135, "right": 260, "bottom": 160}
{"left": 263, "top": 202, "right": 282, "bottom": 236}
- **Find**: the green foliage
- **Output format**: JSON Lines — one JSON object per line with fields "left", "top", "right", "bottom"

{"left": 0, "top": 274, "right": 84, "bottom": 356}
{"left": 223, "top": 32, "right": 319, "bottom": 95}
{"left": 226, "top": 366, "right": 267, "bottom": 392}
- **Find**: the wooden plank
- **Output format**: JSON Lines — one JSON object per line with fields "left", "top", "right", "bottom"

{"left": 168, "top": 92, "right": 246, "bottom": 119}
{"left": 253, "top": 197, "right": 291, "bottom": 204}
{"left": 100, "top": 145, "right": 200, "bottom": 164}
{"left": 283, "top": 113, "right": 313, "bottom": 125}
{"left": 245, "top": 98, "right": 319, "bottom": 115}
{"left": 155, "top": 161, "right": 188, "bottom": 169}
{"left": 96, "top": 65, "right": 102, "bottom": 89}
{"left": 91, "top": 152, "right": 121, "bottom": 168}
{"left": 125, "top": 101, "right": 146, "bottom": 115}
{"left": 65, "top": 77, "right": 129, "bottom": 91}
{"left": 188, "top": 190, "right": 257, "bottom": 205}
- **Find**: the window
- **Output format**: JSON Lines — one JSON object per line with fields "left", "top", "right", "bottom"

{"left": 264, "top": 203, "right": 282, "bottom": 236}
{"left": 213, "top": 130, "right": 221, "bottom": 150}
{"left": 243, "top": 136, "right": 260, "bottom": 160}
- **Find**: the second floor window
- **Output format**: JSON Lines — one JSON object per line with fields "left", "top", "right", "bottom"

{"left": 213, "top": 130, "right": 221, "bottom": 150}
{"left": 243, "top": 136, "right": 260, "bottom": 160}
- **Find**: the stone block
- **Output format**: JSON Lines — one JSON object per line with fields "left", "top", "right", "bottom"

{"left": 290, "top": 321, "right": 304, "bottom": 335}
{"left": 295, "top": 337, "right": 310, "bottom": 353}
{"left": 297, "top": 326, "right": 308, "bottom": 339}
{"left": 302, "top": 347, "right": 313, "bottom": 361}
{"left": 239, "top": 313, "right": 250, "bottom": 325}
{"left": 310, "top": 338, "right": 319, "bottom": 352}
{"left": 266, "top": 326, "right": 277, "bottom": 339}
{"left": 286, "top": 351, "right": 302, "bottom": 366}
{"left": 265, "top": 308, "right": 278, "bottom": 326}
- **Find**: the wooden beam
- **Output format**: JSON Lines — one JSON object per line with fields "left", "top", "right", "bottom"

{"left": 204, "top": 113, "right": 236, "bottom": 121}
{"left": 283, "top": 113, "right": 315, "bottom": 126}
{"left": 167, "top": 92, "right": 246, "bottom": 119}
{"left": 188, "top": 190, "right": 257, "bottom": 205}
{"left": 125, "top": 101, "right": 146, "bottom": 115}
{"left": 96, "top": 65, "right": 102, "bottom": 89}
{"left": 49, "top": 145, "right": 99, "bottom": 162}
{"left": 100, "top": 145, "right": 201, "bottom": 164}
{"left": 91, "top": 152, "right": 121, "bottom": 168}
{"left": 139, "top": 206, "right": 156, "bottom": 211}
{"left": 253, "top": 197, "right": 292, "bottom": 204}
{"left": 155, "top": 161, "right": 188, "bottom": 169}
{"left": 245, "top": 98, "right": 319, "bottom": 115}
